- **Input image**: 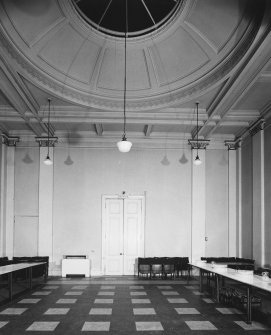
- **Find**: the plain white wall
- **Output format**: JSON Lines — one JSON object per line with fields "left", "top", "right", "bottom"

{"left": 12, "top": 145, "right": 231, "bottom": 274}
{"left": 52, "top": 148, "right": 192, "bottom": 273}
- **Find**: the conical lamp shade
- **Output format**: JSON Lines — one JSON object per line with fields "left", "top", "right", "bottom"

{"left": 117, "top": 138, "right": 132, "bottom": 153}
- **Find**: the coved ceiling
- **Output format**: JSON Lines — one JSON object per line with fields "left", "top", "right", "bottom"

{"left": 0, "top": 0, "right": 271, "bottom": 149}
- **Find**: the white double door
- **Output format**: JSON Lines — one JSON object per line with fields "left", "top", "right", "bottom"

{"left": 102, "top": 196, "right": 145, "bottom": 275}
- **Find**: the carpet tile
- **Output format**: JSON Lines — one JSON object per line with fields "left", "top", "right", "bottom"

{"left": 44, "top": 308, "right": 70, "bottom": 315}
{"left": 0, "top": 276, "right": 270, "bottom": 334}
{"left": 234, "top": 321, "right": 270, "bottom": 330}
{"left": 167, "top": 298, "right": 188, "bottom": 303}
{"left": 56, "top": 298, "right": 77, "bottom": 304}
{"left": 18, "top": 298, "right": 41, "bottom": 304}
{"left": 175, "top": 307, "right": 200, "bottom": 314}
{"left": 89, "top": 308, "right": 112, "bottom": 315}
{"left": 26, "top": 321, "right": 59, "bottom": 331}
{"left": 0, "top": 321, "right": 9, "bottom": 328}
{"left": 82, "top": 321, "right": 110, "bottom": 331}
{"left": 133, "top": 308, "right": 156, "bottom": 315}
{"left": 136, "top": 321, "right": 164, "bottom": 331}
{"left": 185, "top": 320, "right": 217, "bottom": 330}
{"left": 94, "top": 298, "right": 114, "bottom": 304}
{"left": 0, "top": 308, "right": 27, "bottom": 315}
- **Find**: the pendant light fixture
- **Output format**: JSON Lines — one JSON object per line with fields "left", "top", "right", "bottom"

{"left": 117, "top": 0, "right": 132, "bottom": 153}
{"left": 44, "top": 98, "right": 53, "bottom": 165}
{"left": 194, "top": 102, "right": 202, "bottom": 166}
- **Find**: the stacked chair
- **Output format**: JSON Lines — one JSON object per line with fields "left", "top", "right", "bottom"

{"left": 138, "top": 257, "right": 190, "bottom": 279}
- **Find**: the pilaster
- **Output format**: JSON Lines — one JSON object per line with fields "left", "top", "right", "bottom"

{"left": 250, "top": 120, "right": 265, "bottom": 266}
{"left": 38, "top": 146, "right": 54, "bottom": 270}
{"left": 191, "top": 149, "right": 206, "bottom": 261}
{"left": 225, "top": 141, "right": 237, "bottom": 256}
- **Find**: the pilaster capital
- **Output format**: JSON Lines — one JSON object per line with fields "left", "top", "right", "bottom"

{"left": 249, "top": 119, "right": 265, "bottom": 136}
{"left": 188, "top": 139, "right": 210, "bottom": 150}
{"left": 1, "top": 133, "right": 20, "bottom": 146}
{"left": 35, "top": 136, "right": 58, "bottom": 147}
{"left": 224, "top": 140, "right": 241, "bottom": 150}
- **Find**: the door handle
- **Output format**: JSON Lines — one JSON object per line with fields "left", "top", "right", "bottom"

{"left": 120, "top": 253, "right": 123, "bottom": 255}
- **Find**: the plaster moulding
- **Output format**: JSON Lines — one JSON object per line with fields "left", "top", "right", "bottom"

{"left": 0, "top": 0, "right": 264, "bottom": 111}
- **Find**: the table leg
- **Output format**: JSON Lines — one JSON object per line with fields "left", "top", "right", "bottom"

{"left": 29, "top": 267, "right": 32, "bottom": 290}
{"left": 8, "top": 272, "right": 13, "bottom": 301}
{"left": 216, "top": 275, "right": 220, "bottom": 302}
{"left": 199, "top": 269, "right": 203, "bottom": 292}
{"left": 246, "top": 286, "right": 252, "bottom": 324}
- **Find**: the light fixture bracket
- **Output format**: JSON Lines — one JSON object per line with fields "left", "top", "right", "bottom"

{"left": 188, "top": 139, "right": 210, "bottom": 150}
{"left": 35, "top": 136, "right": 58, "bottom": 147}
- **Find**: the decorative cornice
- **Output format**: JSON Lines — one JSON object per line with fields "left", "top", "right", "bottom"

{"left": 224, "top": 140, "right": 241, "bottom": 150}
{"left": 35, "top": 136, "right": 58, "bottom": 147}
{"left": 249, "top": 118, "right": 265, "bottom": 137}
{"left": 1, "top": 133, "right": 20, "bottom": 146}
{"left": 188, "top": 139, "right": 210, "bottom": 150}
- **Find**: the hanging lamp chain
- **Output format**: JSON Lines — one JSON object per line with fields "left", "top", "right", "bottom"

{"left": 47, "top": 98, "right": 51, "bottom": 155}
{"left": 123, "top": 0, "right": 128, "bottom": 140}
{"left": 196, "top": 102, "right": 199, "bottom": 155}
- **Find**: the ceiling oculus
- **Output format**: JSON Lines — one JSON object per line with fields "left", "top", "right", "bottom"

{"left": 72, "top": 0, "right": 182, "bottom": 37}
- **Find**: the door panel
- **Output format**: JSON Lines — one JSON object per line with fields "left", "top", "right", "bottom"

{"left": 123, "top": 199, "right": 142, "bottom": 275}
{"left": 105, "top": 199, "right": 124, "bottom": 275}
{"left": 103, "top": 196, "right": 144, "bottom": 275}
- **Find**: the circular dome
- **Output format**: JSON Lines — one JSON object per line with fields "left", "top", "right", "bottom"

{"left": 72, "top": 0, "right": 182, "bottom": 37}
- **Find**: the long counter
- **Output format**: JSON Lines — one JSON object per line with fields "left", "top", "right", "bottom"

{"left": 0, "top": 262, "right": 47, "bottom": 301}
{"left": 190, "top": 261, "right": 271, "bottom": 324}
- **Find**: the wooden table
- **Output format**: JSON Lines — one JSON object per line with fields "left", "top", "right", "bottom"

{"left": 190, "top": 261, "right": 271, "bottom": 324}
{"left": 0, "top": 262, "right": 47, "bottom": 301}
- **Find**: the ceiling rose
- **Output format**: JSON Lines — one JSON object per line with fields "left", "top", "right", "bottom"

{"left": 72, "top": 0, "right": 182, "bottom": 37}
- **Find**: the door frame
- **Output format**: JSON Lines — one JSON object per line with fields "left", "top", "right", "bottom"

{"left": 101, "top": 194, "right": 145, "bottom": 275}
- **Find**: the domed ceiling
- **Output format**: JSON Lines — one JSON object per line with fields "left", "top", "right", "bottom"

{"left": 0, "top": 0, "right": 271, "bottom": 148}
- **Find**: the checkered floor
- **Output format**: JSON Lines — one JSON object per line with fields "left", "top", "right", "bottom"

{"left": 0, "top": 277, "right": 270, "bottom": 334}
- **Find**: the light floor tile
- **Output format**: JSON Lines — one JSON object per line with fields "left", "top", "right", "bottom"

{"left": 185, "top": 285, "right": 199, "bottom": 290}
{"left": 101, "top": 286, "right": 115, "bottom": 290}
{"left": 175, "top": 307, "right": 200, "bottom": 314}
{"left": 136, "top": 322, "right": 163, "bottom": 331}
{"left": 130, "top": 286, "right": 144, "bottom": 290}
{"left": 56, "top": 299, "right": 77, "bottom": 304}
{"left": 157, "top": 286, "right": 173, "bottom": 290}
{"left": 161, "top": 291, "right": 179, "bottom": 295}
{"left": 130, "top": 291, "right": 147, "bottom": 296}
{"left": 89, "top": 308, "right": 112, "bottom": 315}
{"left": 234, "top": 321, "right": 269, "bottom": 330}
{"left": 42, "top": 286, "right": 59, "bottom": 290}
{"left": 216, "top": 307, "right": 242, "bottom": 315}
{"left": 133, "top": 308, "right": 156, "bottom": 315}
{"left": 185, "top": 321, "right": 217, "bottom": 330}
{"left": 82, "top": 321, "right": 110, "bottom": 331}
{"left": 32, "top": 291, "right": 51, "bottom": 296}
{"left": 94, "top": 299, "right": 114, "bottom": 304}
{"left": 44, "top": 308, "right": 70, "bottom": 315}
{"left": 202, "top": 298, "right": 214, "bottom": 303}
{"left": 26, "top": 321, "right": 59, "bottom": 331}
{"left": 167, "top": 298, "right": 188, "bottom": 303}
{"left": 193, "top": 291, "right": 205, "bottom": 296}
{"left": 65, "top": 291, "right": 83, "bottom": 295}
{"left": 131, "top": 299, "right": 151, "bottom": 304}
{"left": 71, "top": 285, "right": 88, "bottom": 290}
{"left": 18, "top": 299, "right": 41, "bottom": 304}
{"left": 0, "top": 321, "right": 9, "bottom": 329}
{"left": 0, "top": 308, "right": 27, "bottom": 315}
{"left": 98, "top": 291, "right": 115, "bottom": 296}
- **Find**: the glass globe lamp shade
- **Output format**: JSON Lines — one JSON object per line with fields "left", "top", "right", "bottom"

{"left": 194, "top": 154, "right": 202, "bottom": 165}
{"left": 44, "top": 154, "right": 53, "bottom": 165}
{"left": 117, "top": 138, "right": 132, "bottom": 153}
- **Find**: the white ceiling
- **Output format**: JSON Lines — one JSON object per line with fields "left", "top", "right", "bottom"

{"left": 0, "top": 0, "right": 271, "bottom": 149}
